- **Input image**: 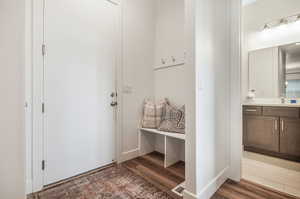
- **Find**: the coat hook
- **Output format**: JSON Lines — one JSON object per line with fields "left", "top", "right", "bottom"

{"left": 171, "top": 56, "right": 176, "bottom": 62}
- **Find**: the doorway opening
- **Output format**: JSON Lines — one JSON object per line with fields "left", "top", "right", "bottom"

{"left": 241, "top": 0, "right": 300, "bottom": 197}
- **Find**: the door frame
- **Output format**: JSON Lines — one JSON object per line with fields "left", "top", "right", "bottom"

{"left": 31, "top": 0, "right": 123, "bottom": 192}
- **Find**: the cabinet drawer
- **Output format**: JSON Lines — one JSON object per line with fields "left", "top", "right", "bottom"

{"left": 263, "top": 107, "right": 299, "bottom": 118}
{"left": 243, "top": 106, "right": 262, "bottom": 116}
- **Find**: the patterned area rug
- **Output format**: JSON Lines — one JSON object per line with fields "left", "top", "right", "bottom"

{"left": 27, "top": 165, "right": 174, "bottom": 199}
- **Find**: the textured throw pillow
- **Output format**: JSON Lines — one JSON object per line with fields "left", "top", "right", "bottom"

{"left": 141, "top": 99, "right": 156, "bottom": 129}
{"left": 158, "top": 104, "right": 185, "bottom": 134}
{"left": 155, "top": 98, "right": 169, "bottom": 127}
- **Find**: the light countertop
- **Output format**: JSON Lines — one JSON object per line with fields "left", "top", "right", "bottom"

{"left": 243, "top": 99, "right": 300, "bottom": 107}
{"left": 243, "top": 102, "right": 300, "bottom": 107}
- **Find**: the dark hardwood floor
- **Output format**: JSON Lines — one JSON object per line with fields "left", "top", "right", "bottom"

{"left": 212, "top": 179, "right": 300, "bottom": 199}
{"left": 124, "top": 151, "right": 300, "bottom": 199}
{"left": 122, "top": 151, "right": 185, "bottom": 199}
{"left": 28, "top": 151, "right": 300, "bottom": 199}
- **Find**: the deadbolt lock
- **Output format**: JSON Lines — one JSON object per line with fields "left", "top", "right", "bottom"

{"left": 110, "top": 102, "right": 118, "bottom": 107}
{"left": 110, "top": 92, "right": 117, "bottom": 97}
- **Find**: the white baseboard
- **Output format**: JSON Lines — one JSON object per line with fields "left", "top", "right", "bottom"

{"left": 119, "top": 148, "right": 139, "bottom": 163}
{"left": 183, "top": 189, "right": 198, "bottom": 199}
{"left": 183, "top": 167, "right": 229, "bottom": 199}
{"left": 198, "top": 167, "right": 229, "bottom": 199}
{"left": 26, "top": 179, "right": 33, "bottom": 194}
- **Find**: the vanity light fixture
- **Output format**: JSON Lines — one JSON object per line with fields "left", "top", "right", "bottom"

{"left": 262, "top": 13, "right": 300, "bottom": 31}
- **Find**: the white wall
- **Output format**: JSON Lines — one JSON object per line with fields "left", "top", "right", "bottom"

{"left": 154, "top": 0, "right": 186, "bottom": 106}
{"left": 120, "top": 0, "right": 156, "bottom": 161}
{"left": 153, "top": 0, "right": 186, "bottom": 161}
{"left": 242, "top": 0, "right": 300, "bottom": 99}
{"left": 121, "top": 0, "right": 187, "bottom": 162}
{"left": 0, "top": 0, "right": 26, "bottom": 198}
{"left": 184, "top": 0, "right": 231, "bottom": 198}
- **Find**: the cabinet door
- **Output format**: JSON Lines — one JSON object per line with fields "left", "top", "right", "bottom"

{"left": 243, "top": 116, "right": 279, "bottom": 152}
{"left": 280, "top": 118, "right": 300, "bottom": 157}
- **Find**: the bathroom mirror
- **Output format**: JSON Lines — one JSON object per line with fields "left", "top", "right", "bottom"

{"left": 248, "top": 42, "right": 300, "bottom": 99}
{"left": 280, "top": 43, "right": 300, "bottom": 98}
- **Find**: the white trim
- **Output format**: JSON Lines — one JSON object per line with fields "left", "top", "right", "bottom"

{"left": 183, "top": 167, "right": 229, "bottom": 199}
{"left": 140, "top": 128, "right": 186, "bottom": 140}
{"left": 229, "top": 0, "right": 243, "bottom": 182}
{"left": 119, "top": 149, "right": 140, "bottom": 162}
{"left": 197, "top": 167, "right": 229, "bottom": 199}
{"left": 26, "top": 179, "right": 33, "bottom": 195}
{"left": 25, "top": 0, "right": 33, "bottom": 194}
{"left": 32, "top": 0, "right": 45, "bottom": 192}
{"left": 183, "top": 189, "right": 198, "bottom": 199}
{"left": 184, "top": 0, "right": 197, "bottom": 195}
{"left": 115, "top": 0, "right": 123, "bottom": 165}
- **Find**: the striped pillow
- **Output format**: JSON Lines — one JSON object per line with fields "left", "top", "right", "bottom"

{"left": 141, "top": 99, "right": 156, "bottom": 129}
{"left": 141, "top": 98, "right": 169, "bottom": 129}
{"left": 155, "top": 98, "right": 169, "bottom": 127}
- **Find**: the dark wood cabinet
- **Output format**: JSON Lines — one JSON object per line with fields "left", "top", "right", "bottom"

{"left": 280, "top": 118, "right": 300, "bottom": 158}
{"left": 243, "top": 116, "right": 279, "bottom": 152}
{"left": 243, "top": 106, "right": 300, "bottom": 162}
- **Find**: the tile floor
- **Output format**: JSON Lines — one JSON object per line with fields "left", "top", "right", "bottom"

{"left": 242, "top": 151, "right": 300, "bottom": 197}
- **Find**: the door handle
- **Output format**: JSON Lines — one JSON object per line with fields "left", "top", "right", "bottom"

{"left": 281, "top": 120, "right": 284, "bottom": 135}
{"left": 245, "top": 109, "right": 257, "bottom": 112}
{"left": 274, "top": 120, "right": 278, "bottom": 131}
{"left": 110, "top": 102, "right": 118, "bottom": 107}
{"left": 110, "top": 92, "right": 117, "bottom": 97}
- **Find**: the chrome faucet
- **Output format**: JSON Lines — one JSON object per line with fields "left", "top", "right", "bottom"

{"left": 281, "top": 97, "right": 286, "bottom": 104}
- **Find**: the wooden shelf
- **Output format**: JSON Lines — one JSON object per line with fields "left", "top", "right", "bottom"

{"left": 139, "top": 128, "right": 185, "bottom": 170}
{"left": 140, "top": 128, "right": 185, "bottom": 140}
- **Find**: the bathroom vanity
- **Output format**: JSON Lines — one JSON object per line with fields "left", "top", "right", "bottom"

{"left": 243, "top": 104, "right": 300, "bottom": 162}
{"left": 244, "top": 42, "right": 300, "bottom": 162}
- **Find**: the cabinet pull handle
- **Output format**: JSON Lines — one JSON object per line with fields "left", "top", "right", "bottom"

{"left": 245, "top": 109, "right": 257, "bottom": 112}
{"left": 281, "top": 120, "right": 284, "bottom": 135}
{"left": 274, "top": 120, "right": 278, "bottom": 131}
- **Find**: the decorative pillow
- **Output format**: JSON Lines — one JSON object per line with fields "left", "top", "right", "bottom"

{"left": 155, "top": 98, "right": 169, "bottom": 127}
{"left": 158, "top": 104, "right": 185, "bottom": 134}
{"left": 141, "top": 99, "right": 156, "bottom": 129}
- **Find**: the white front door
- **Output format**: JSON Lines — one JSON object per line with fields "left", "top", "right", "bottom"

{"left": 43, "top": 0, "right": 118, "bottom": 185}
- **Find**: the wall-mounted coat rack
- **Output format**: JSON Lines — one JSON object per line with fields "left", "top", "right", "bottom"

{"left": 154, "top": 53, "right": 185, "bottom": 71}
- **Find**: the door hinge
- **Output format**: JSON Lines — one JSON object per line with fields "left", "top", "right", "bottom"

{"left": 42, "top": 103, "right": 45, "bottom": 113}
{"left": 42, "top": 160, "right": 45, "bottom": 171}
{"left": 42, "top": 44, "right": 46, "bottom": 56}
